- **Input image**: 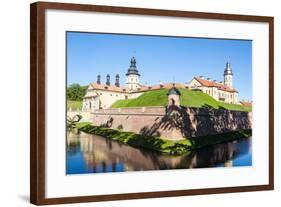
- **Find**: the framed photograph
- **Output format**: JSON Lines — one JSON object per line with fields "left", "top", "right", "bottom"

{"left": 30, "top": 1, "right": 274, "bottom": 205}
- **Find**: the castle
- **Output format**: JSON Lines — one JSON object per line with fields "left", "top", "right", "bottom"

{"left": 188, "top": 62, "right": 238, "bottom": 104}
{"left": 82, "top": 57, "right": 239, "bottom": 111}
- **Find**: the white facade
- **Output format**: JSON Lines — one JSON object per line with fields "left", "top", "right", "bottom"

{"left": 188, "top": 62, "right": 238, "bottom": 104}
{"left": 189, "top": 78, "right": 238, "bottom": 104}
{"left": 83, "top": 84, "right": 144, "bottom": 111}
{"left": 224, "top": 74, "right": 233, "bottom": 88}
{"left": 126, "top": 74, "right": 140, "bottom": 91}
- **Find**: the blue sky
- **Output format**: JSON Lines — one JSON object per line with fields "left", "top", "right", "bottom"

{"left": 67, "top": 32, "right": 252, "bottom": 100}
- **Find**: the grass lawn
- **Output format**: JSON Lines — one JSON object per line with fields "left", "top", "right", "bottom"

{"left": 76, "top": 123, "right": 252, "bottom": 155}
{"left": 67, "top": 100, "right": 83, "bottom": 111}
{"left": 111, "top": 88, "right": 251, "bottom": 112}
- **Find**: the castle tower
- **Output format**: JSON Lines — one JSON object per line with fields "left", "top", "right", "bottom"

{"left": 106, "top": 74, "right": 110, "bottom": 86}
{"left": 115, "top": 74, "right": 120, "bottom": 87}
{"left": 126, "top": 57, "right": 140, "bottom": 91}
{"left": 224, "top": 62, "right": 233, "bottom": 88}
{"left": 97, "top": 74, "right": 101, "bottom": 84}
{"left": 167, "top": 85, "right": 181, "bottom": 107}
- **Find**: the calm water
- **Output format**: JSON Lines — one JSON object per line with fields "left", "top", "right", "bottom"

{"left": 66, "top": 132, "right": 252, "bottom": 174}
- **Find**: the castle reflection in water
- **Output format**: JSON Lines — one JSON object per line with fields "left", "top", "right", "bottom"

{"left": 66, "top": 132, "right": 252, "bottom": 174}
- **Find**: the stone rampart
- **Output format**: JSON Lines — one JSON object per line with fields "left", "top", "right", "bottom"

{"left": 90, "top": 106, "right": 252, "bottom": 140}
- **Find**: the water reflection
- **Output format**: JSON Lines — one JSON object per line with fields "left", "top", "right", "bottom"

{"left": 66, "top": 132, "right": 252, "bottom": 174}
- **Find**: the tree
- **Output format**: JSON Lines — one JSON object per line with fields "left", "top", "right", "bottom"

{"left": 67, "top": 83, "right": 88, "bottom": 101}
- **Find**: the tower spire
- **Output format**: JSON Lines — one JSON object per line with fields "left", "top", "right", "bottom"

{"left": 126, "top": 57, "right": 140, "bottom": 76}
{"left": 106, "top": 74, "right": 110, "bottom": 86}
{"left": 224, "top": 61, "right": 233, "bottom": 88}
{"left": 126, "top": 57, "right": 140, "bottom": 92}
{"left": 115, "top": 74, "right": 120, "bottom": 87}
{"left": 97, "top": 74, "right": 101, "bottom": 84}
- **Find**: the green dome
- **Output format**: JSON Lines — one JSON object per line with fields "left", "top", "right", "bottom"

{"left": 167, "top": 87, "right": 181, "bottom": 96}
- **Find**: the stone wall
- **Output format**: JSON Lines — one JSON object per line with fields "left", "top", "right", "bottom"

{"left": 90, "top": 106, "right": 252, "bottom": 140}
{"left": 67, "top": 111, "right": 93, "bottom": 122}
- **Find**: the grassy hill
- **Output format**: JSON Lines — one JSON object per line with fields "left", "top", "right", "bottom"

{"left": 111, "top": 88, "right": 251, "bottom": 112}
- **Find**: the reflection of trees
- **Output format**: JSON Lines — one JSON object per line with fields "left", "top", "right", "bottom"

{"left": 67, "top": 131, "right": 81, "bottom": 155}
{"left": 67, "top": 142, "right": 81, "bottom": 155}
{"left": 67, "top": 132, "right": 252, "bottom": 173}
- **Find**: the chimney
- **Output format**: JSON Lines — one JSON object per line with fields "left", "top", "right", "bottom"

{"left": 199, "top": 76, "right": 204, "bottom": 79}
{"left": 97, "top": 74, "right": 101, "bottom": 84}
{"left": 207, "top": 78, "right": 211, "bottom": 80}
{"left": 115, "top": 74, "right": 120, "bottom": 87}
{"left": 106, "top": 74, "right": 110, "bottom": 86}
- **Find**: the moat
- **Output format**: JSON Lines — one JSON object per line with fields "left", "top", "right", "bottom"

{"left": 66, "top": 132, "right": 252, "bottom": 174}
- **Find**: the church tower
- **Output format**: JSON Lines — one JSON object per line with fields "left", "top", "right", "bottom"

{"left": 126, "top": 57, "right": 140, "bottom": 91}
{"left": 224, "top": 62, "right": 233, "bottom": 88}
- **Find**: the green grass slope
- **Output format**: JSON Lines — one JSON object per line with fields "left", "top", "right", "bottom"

{"left": 111, "top": 88, "right": 251, "bottom": 112}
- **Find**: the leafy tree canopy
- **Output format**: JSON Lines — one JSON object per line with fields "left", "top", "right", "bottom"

{"left": 67, "top": 83, "right": 88, "bottom": 101}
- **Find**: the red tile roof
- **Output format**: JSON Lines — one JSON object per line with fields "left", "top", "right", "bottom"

{"left": 194, "top": 77, "right": 237, "bottom": 93}
{"left": 89, "top": 82, "right": 187, "bottom": 93}
{"left": 240, "top": 101, "right": 252, "bottom": 107}
{"left": 138, "top": 83, "right": 186, "bottom": 92}
{"left": 89, "top": 83, "right": 129, "bottom": 93}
